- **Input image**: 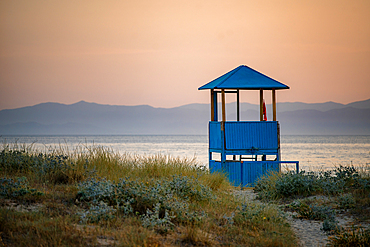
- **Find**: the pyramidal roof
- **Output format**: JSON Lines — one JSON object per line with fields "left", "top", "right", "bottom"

{"left": 198, "top": 65, "right": 289, "bottom": 90}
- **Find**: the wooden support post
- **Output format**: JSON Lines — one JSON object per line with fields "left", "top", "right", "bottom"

{"left": 237, "top": 89, "right": 240, "bottom": 121}
{"left": 211, "top": 90, "right": 215, "bottom": 121}
{"left": 259, "top": 89, "right": 263, "bottom": 121}
{"left": 221, "top": 89, "right": 226, "bottom": 123}
{"left": 272, "top": 89, "right": 276, "bottom": 121}
{"left": 214, "top": 91, "right": 218, "bottom": 121}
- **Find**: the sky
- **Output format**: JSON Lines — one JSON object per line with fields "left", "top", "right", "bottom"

{"left": 0, "top": 0, "right": 369, "bottom": 110}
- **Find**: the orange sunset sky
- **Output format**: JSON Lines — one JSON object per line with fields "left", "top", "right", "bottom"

{"left": 1, "top": 0, "right": 369, "bottom": 110}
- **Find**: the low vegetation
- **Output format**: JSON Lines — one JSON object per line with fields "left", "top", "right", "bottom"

{"left": 255, "top": 164, "right": 370, "bottom": 246}
{"left": 0, "top": 144, "right": 297, "bottom": 246}
{"left": 2, "top": 141, "right": 369, "bottom": 246}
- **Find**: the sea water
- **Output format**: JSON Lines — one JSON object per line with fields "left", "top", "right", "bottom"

{"left": 1, "top": 135, "right": 369, "bottom": 171}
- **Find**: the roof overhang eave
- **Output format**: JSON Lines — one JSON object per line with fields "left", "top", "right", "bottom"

{"left": 198, "top": 86, "right": 290, "bottom": 90}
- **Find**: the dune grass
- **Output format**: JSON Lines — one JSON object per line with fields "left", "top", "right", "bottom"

{"left": 0, "top": 144, "right": 297, "bottom": 246}
{"left": 254, "top": 164, "right": 370, "bottom": 245}
{"left": 73, "top": 145, "right": 230, "bottom": 191}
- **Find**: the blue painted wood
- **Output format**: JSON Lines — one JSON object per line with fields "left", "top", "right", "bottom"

{"left": 208, "top": 121, "right": 298, "bottom": 186}
{"left": 209, "top": 121, "right": 279, "bottom": 154}
{"left": 225, "top": 121, "right": 278, "bottom": 150}
{"left": 209, "top": 161, "right": 298, "bottom": 187}
{"left": 209, "top": 121, "right": 222, "bottom": 149}
{"left": 222, "top": 161, "right": 293, "bottom": 187}
{"left": 209, "top": 160, "right": 222, "bottom": 173}
{"left": 225, "top": 162, "right": 242, "bottom": 186}
{"left": 220, "top": 161, "right": 279, "bottom": 187}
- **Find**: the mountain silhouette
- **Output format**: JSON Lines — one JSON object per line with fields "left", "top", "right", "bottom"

{"left": 1, "top": 99, "right": 369, "bottom": 135}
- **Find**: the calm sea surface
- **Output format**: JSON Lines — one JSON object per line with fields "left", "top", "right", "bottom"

{"left": 1, "top": 135, "right": 369, "bottom": 171}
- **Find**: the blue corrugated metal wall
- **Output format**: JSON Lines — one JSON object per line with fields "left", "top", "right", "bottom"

{"left": 209, "top": 160, "right": 222, "bottom": 173}
{"left": 209, "top": 121, "right": 222, "bottom": 149}
{"left": 222, "top": 161, "right": 280, "bottom": 187}
{"left": 242, "top": 161, "right": 280, "bottom": 186}
{"left": 209, "top": 121, "right": 279, "bottom": 152}
{"left": 208, "top": 121, "right": 286, "bottom": 187}
{"left": 225, "top": 162, "right": 242, "bottom": 186}
{"left": 225, "top": 121, "right": 278, "bottom": 150}
{"left": 210, "top": 160, "right": 298, "bottom": 187}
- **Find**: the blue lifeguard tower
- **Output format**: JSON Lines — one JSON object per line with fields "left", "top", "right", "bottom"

{"left": 199, "top": 65, "right": 299, "bottom": 187}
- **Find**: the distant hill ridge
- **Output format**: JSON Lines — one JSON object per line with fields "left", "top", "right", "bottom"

{"left": 0, "top": 99, "right": 369, "bottom": 135}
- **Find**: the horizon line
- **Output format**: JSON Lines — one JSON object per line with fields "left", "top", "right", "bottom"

{"left": 1, "top": 98, "right": 370, "bottom": 111}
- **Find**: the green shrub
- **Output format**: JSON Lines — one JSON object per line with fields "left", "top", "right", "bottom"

{"left": 322, "top": 219, "right": 342, "bottom": 234}
{"left": 0, "top": 177, "right": 43, "bottom": 198}
{"left": 253, "top": 171, "right": 280, "bottom": 200}
{"left": 338, "top": 194, "right": 356, "bottom": 209}
{"left": 275, "top": 171, "right": 319, "bottom": 197}
{"left": 335, "top": 165, "right": 359, "bottom": 182}
{"left": 288, "top": 200, "right": 335, "bottom": 221}
{"left": 78, "top": 200, "right": 117, "bottom": 223}
{"left": 0, "top": 149, "right": 42, "bottom": 173}
{"left": 77, "top": 175, "right": 214, "bottom": 226}
{"left": 34, "top": 154, "right": 76, "bottom": 184}
{"left": 0, "top": 146, "right": 87, "bottom": 184}
{"left": 255, "top": 165, "right": 370, "bottom": 200}
{"left": 233, "top": 202, "right": 286, "bottom": 227}
{"left": 141, "top": 203, "right": 175, "bottom": 234}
